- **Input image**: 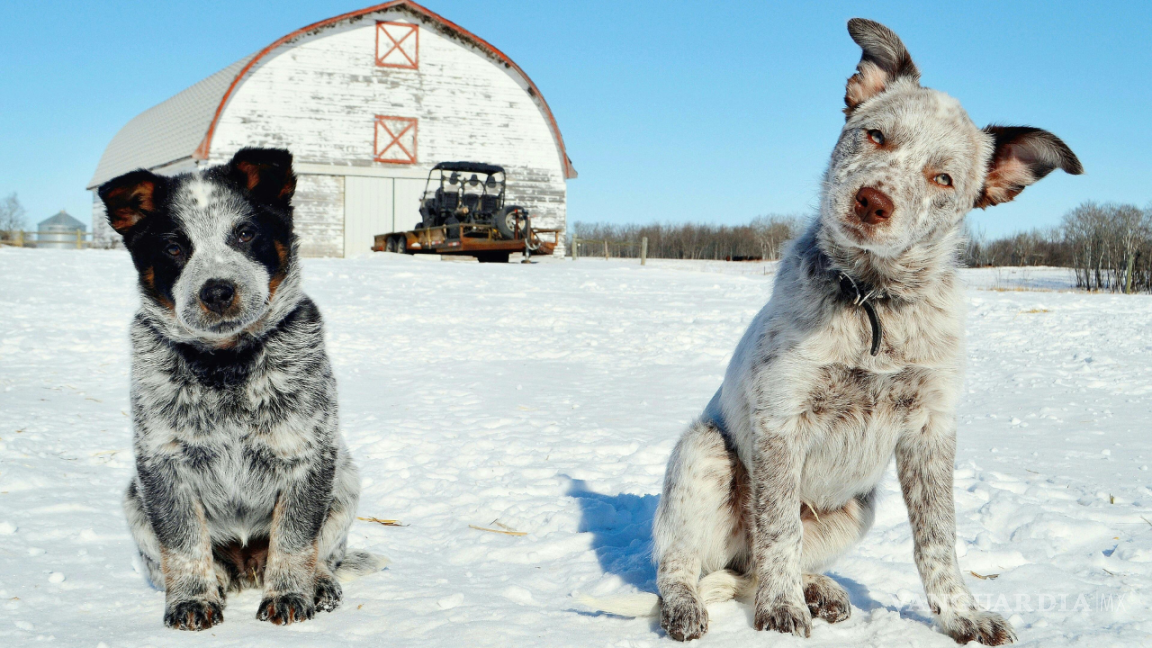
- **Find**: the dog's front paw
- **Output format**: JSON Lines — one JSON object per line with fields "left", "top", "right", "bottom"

{"left": 660, "top": 590, "right": 708, "bottom": 641}
{"left": 164, "top": 598, "right": 224, "bottom": 631}
{"left": 257, "top": 592, "right": 316, "bottom": 625}
{"left": 314, "top": 575, "right": 343, "bottom": 613}
{"left": 940, "top": 609, "right": 1016, "bottom": 645}
{"left": 804, "top": 574, "right": 851, "bottom": 624}
{"left": 754, "top": 595, "right": 812, "bottom": 637}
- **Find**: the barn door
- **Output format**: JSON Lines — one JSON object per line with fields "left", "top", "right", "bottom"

{"left": 343, "top": 176, "right": 394, "bottom": 257}
{"left": 393, "top": 178, "right": 426, "bottom": 233}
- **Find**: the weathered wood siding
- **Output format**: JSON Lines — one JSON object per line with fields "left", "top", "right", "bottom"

{"left": 209, "top": 10, "right": 568, "bottom": 257}
{"left": 293, "top": 174, "right": 344, "bottom": 257}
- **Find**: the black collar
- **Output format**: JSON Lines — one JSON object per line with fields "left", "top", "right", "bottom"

{"left": 834, "top": 271, "right": 885, "bottom": 356}
{"left": 810, "top": 246, "right": 887, "bottom": 356}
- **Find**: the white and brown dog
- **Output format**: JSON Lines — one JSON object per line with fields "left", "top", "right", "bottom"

{"left": 585, "top": 18, "right": 1081, "bottom": 645}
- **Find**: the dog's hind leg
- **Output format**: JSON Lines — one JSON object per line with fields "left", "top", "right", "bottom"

{"left": 798, "top": 490, "right": 875, "bottom": 624}
{"left": 124, "top": 479, "right": 166, "bottom": 590}
{"left": 313, "top": 447, "right": 374, "bottom": 612}
{"left": 653, "top": 419, "right": 750, "bottom": 641}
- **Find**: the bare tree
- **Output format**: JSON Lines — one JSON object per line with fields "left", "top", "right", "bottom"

{"left": 1061, "top": 201, "right": 1152, "bottom": 292}
{"left": 1112, "top": 204, "right": 1149, "bottom": 293}
{"left": 0, "top": 193, "right": 27, "bottom": 240}
{"left": 751, "top": 214, "right": 805, "bottom": 261}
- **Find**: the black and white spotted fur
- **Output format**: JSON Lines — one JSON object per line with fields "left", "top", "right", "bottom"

{"left": 583, "top": 19, "right": 1081, "bottom": 645}
{"left": 100, "top": 148, "right": 381, "bottom": 631}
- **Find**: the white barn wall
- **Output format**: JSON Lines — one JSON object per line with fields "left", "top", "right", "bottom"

{"left": 208, "top": 10, "right": 568, "bottom": 257}
{"left": 294, "top": 174, "right": 345, "bottom": 257}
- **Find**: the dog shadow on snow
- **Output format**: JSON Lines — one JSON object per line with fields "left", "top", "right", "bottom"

{"left": 564, "top": 477, "right": 926, "bottom": 627}
{"left": 566, "top": 478, "right": 659, "bottom": 590}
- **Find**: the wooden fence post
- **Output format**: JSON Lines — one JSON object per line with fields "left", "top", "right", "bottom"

{"left": 76, "top": 229, "right": 83, "bottom": 249}
{"left": 16, "top": 231, "right": 23, "bottom": 248}
{"left": 641, "top": 237, "right": 648, "bottom": 266}
{"left": 572, "top": 236, "right": 579, "bottom": 260}
{"left": 603, "top": 240, "right": 609, "bottom": 260}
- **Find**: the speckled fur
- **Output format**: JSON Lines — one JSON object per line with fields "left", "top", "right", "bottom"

{"left": 652, "top": 19, "right": 1080, "bottom": 644}
{"left": 101, "top": 149, "right": 379, "bottom": 631}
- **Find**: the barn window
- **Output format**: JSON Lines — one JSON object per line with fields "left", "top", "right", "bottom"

{"left": 376, "top": 21, "right": 418, "bottom": 69}
{"left": 374, "top": 115, "right": 418, "bottom": 164}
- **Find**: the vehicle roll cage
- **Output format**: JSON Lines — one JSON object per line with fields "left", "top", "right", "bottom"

{"left": 425, "top": 162, "right": 506, "bottom": 208}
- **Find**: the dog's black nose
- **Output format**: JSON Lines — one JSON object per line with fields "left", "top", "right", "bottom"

{"left": 199, "top": 279, "right": 236, "bottom": 314}
{"left": 854, "top": 187, "right": 894, "bottom": 225}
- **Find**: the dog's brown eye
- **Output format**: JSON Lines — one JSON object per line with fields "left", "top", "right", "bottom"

{"left": 867, "top": 129, "right": 885, "bottom": 145}
{"left": 933, "top": 173, "right": 953, "bottom": 187}
{"left": 164, "top": 243, "right": 182, "bottom": 257}
{"left": 236, "top": 226, "right": 255, "bottom": 243}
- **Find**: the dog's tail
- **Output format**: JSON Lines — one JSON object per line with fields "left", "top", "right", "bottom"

{"left": 576, "top": 570, "right": 756, "bottom": 618}
{"left": 334, "top": 550, "right": 389, "bottom": 581}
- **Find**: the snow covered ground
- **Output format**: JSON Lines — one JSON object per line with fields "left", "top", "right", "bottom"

{"left": 0, "top": 248, "right": 1149, "bottom": 647}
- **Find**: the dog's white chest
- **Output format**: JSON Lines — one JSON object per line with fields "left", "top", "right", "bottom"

{"left": 795, "top": 364, "right": 925, "bottom": 509}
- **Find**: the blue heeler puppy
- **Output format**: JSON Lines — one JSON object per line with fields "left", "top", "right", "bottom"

{"left": 99, "top": 148, "right": 380, "bottom": 631}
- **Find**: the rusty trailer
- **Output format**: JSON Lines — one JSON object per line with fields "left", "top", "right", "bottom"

{"left": 374, "top": 223, "right": 559, "bottom": 263}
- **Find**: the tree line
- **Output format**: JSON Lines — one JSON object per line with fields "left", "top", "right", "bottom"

{"left": 572, "top": 201, "right": 1152, "bottom": 293}
{"left": 570, "top": 215, "right": 804, "bottom": 262}
{"left": 963, "top": 202, "right": 1152, "bottom": 293}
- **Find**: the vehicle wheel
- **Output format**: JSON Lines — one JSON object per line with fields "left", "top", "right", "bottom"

{"left": 394, "top": 236, "right": 407, "bottom": 254}
{"left": 385, "top": 237, "right": 396, "bottom": 253}
{"left": 495, "top": 206, "right": 524, "bottom": 240}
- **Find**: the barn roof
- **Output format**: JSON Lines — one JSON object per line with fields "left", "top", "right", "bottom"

{"left": 88, "top": 0, "right": 576, "bottom": 189}
{"left": 87, "top": 56, "right": 254, "bottom": 189}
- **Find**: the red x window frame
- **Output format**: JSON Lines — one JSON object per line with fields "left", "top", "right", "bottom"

{"left": 375, "top": 21, "right": 418, "bottom": 69}
{"left": 373, "top": 115, "right": 418, "bottom": 165}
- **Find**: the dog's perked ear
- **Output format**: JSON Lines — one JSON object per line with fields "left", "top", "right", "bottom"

{"left": 226, "top": 147, "right": 297, "bottom": 212}
{"left": 98, "top": 170, "right": 167, "bottom": 237}
{"left": 844, "top": 18, "right": 920, "bottom": 116}
{"left": 975, "top": 126, "right": 1083, "bottom": 209}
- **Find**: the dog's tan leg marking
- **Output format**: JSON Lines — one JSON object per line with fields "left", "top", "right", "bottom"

{"left": 157, "top": 499, "right": 225, "bottom": 631}
{"left": 257, "top": 496, "right": 320, "bottom": 625}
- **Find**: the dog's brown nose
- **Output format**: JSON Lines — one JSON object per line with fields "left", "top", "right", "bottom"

{"left": 854, "top": 187, "right": 894, "bottom": 225}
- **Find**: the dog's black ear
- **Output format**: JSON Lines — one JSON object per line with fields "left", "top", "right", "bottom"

{"left": 844, "top": 18, "right": 920, "bottom": 116}
{"left": 98, "top": 170, "right": 167, "bottom": 237}
{"left": 975, "top": 126, "right": 1083, "bottom": 209}
{"left": 227, "top": 148, "right": 296, "bottom": 210}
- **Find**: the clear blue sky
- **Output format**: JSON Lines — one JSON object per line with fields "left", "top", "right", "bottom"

{"left": 1, "top": 0, "right": 1148, "bottom": 238}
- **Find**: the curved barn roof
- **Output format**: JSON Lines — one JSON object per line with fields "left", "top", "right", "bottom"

{"left": 88, "top": 0, "right": 575, "bottom": 189}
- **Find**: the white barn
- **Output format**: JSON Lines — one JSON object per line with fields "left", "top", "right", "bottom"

{"left": 87, "top": 0, "right": 575, "bottom": 257}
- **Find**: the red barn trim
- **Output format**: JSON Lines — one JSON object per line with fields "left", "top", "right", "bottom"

{"left": 373, "top": 115, "right": 418, "bottom": 164}
{"left": 193, "top": 0, "right": 576, "bottom": 179}
{"left": 376, "top": 21, "right": 419, "bottom": 69}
